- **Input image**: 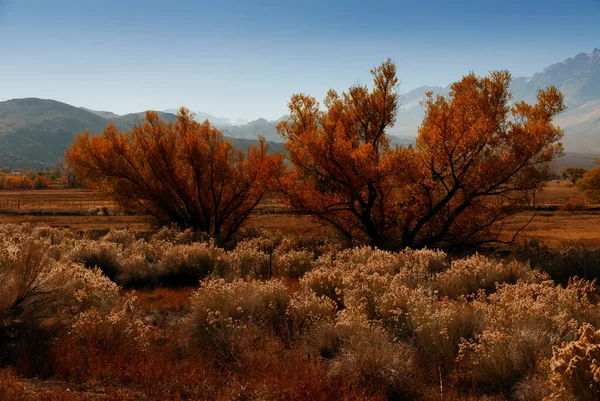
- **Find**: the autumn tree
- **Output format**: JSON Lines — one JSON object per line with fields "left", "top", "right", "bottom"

{"left": 66, "top": 108, "right": 283, "bottom": 242}
{"left": 277, "top": 60, "right": 565, "bottom": 249}
{"left": 577, "top": 163, "right": 600, "bottom": 200}
{"left": 563, "top": 167, "right": 586, "bottom": 186}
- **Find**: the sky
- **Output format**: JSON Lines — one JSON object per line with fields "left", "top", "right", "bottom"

{"left": 0, "top": 0, "right": 599, "bottom": 121}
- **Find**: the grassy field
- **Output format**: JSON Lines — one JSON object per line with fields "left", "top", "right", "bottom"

{"left": 0, "top": 180, "right": 598, "bottom": 247}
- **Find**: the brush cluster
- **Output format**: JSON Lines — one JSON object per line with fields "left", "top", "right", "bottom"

{"left": 1, "top": 224, "right": 600, "bottom": 400}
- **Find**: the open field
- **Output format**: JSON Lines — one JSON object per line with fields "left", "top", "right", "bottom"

{"left": 0, "top": 189, "right": 117, "bottom": 213}
{"left": 1, "top": 180, "right": 598, "bottom": 247}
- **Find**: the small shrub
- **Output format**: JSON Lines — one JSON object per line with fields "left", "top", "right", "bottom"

{"left": 0, "top": 238, "right": 119, "bottom": 372}
{"left": 228, "top": 242, "right": 271, "bottom": 279}
{"left": 188, "top": 278, "right": 291, "bottom": 362}
{"left": 560, "top": 196, "right": 589, "bottom": 211}
{"left": 287, "top": 288, "right": 337, "bottom": 333}
{"left": 273, "top": 249, "right": 315, "bottom": 278}
{"left": 327, "top": 326, "right": 419, "bottom": 399}
{"left": 53, "top": 296, "right": 150, "bottom": 382}
{"left": 156, "top": 243, "right": 229, "bottom": 288}
{"left": 434, "top": 255, "right": 546, "bottom": 298}
{"left": 67, "top": 240, "right": 121, "bottom": 281}
{"left": 548, "top": 323, "right": 600, "bottom": 400}
{"left": 33, "top": 175, "right": 51, "bottom": 189}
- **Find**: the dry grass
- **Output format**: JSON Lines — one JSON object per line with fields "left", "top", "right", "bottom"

{"left": 533, "top": 179, "right": 583, "bottom": 206}
{"left": 1, "top": 181, "right": 600, "bottom": 249}
{"left": 0, "top": 181, "right": 598, "bottom": 249}
{"left": 503, "top": 211, "right": 600, "bottom": 247}
{"left": 0, "top": 189, "right": 116, "bottom": 213}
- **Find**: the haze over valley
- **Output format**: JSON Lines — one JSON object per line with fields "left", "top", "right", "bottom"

{"left": 0, "top": 48, "right": 599, "bottom": 168}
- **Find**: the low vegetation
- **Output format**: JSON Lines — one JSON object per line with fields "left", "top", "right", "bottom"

{"left": 0, "top": 61, "right": 590, "bottom": 400}
{"left": 1, "top": 223, "right": 600, "bottom": 400}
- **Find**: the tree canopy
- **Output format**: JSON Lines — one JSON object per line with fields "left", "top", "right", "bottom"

{"left": 277, "top": 59, "right": 566, "bottom": 249}
{"left": 66, "top": 108, "right": 283, "bottom": 242}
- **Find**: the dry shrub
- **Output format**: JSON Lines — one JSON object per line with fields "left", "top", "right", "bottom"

{"left": 273, "top": 249, "right": 315, "bottom": 278}
{"left": 52, "top": 296, "right": 149, "bottom": 384}
{"left": 155, "top": 243, "right": 229, "bottom": 287}
{"left": 151, "top": 226, "right": 209, "bottom": 244}
{"left": 548, "top": 323, "right": 600, "bottom": 400}
{"left": 434, "top": 254, "right": 546, "bottom": 298}
{"left": 66, "top": 240, "right": 121, "bottom": 282}
{"left": 458, "top": 278, "right": 600, "bottom": 396}
{"left": 227, "top": 241, "right": 271, "bottom": 278}
{"left": 188, "top": 278, "right": 291, "bottom": 363}
{"left": 286, "top": 288, "right": 337, "bottom": 333}
{"left": 98, "top": 239, "right": 230, "bottom": 289}
{"left": 0, "top": 239, "right": 119, "bottom": 371}
{"left": 301, "top": 247, "right": 446, "bottom": 312}
{"left": 3, "top": 224, "right": 600, "bottom": 400}
{"left": 408, "top": 292, "right": 483, "bottom": 369}
{"left": 512, "top": 372, "right": 550, "bottom": 401}
{"left": 519, "top": 241, "right": 600, "bottom": 284}
{"left": 327, "top": 325, "right": 419, "bottom": 399}
{"left": 458, "top": 329, "right": 547, "bottom": 393}
{"left": 101, "top": 228, "right": 137, "bottom": 247}
{"left": 115, "top": 239, "right": 169, "bottom": 288}
{"left": 559, "top": 196, "right": 589, "bottom": 211}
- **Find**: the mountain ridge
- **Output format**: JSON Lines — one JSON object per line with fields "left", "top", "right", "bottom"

{"left": 393, "top": 48, "right": 600, "bottom": 152}
{"left": 0, "top": 48, "right": 599, "bottom": 167}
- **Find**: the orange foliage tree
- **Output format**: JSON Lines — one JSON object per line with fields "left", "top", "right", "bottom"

{"left": 3, "top": 175, "right": 33, "bottom": 189}
{"left": 66, "top": 109, "right": 283, "bottom": 242}
{"left": 277, "top": 60, "right": 565, "bottom": 249}
{"left": 577, "top": 164, "right": 600, "bottom": 199}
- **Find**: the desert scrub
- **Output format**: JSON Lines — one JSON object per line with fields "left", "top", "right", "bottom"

{"left": 188, "top": 278, "right": 291, "bottom": 362}
{"left": 548, "top": 323, "right": 600, "bottom": 400}
{"left": 433, "top": 254, "right": 547, "bottom": 298}
{"left": 227, "top": 241, "right": 271, "bottom": 279}
{"left": 156, "top": 243, "right": 230, "bottom": 287}
{"left": 121, "top": 242, "right": 230, "bottom": 289}
{"left": 53, "top": 295, "right": 150, "bottom": 383}
{"left": 0, "top": 239, "right": 119, "bottom": 370}
{"left": 272, "top": 249, "right": 315, "bottom": 278}
{"left": 302, "top": 247, "right": 448, "bottom": 308}
{"left": 65, "top": 239, "right": 122, "bottom": 281}
{"left": 151, "top": 226, "right": 210, "bottom": 245}
{"left": 457, "top": 278, "right": 600, "bottom": 396}
{"left": 326, "top": 324, "right": 419, "bottom": 399}
{"left": 286, "top": 288, "right": 337, "bottom": 333}
{"left": 101, "top": 228, "right": 138, "bottom": 247}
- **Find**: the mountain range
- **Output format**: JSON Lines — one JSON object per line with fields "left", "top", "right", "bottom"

{"left": 0, "top": 48, "right": 599, "bottom": 168}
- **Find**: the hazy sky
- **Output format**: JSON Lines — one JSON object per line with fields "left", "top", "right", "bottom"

{"left": 0, "top": 0, "right": 599, "bottom": 120}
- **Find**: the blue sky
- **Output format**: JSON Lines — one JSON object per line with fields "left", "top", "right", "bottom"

{"left": 0, "top": 0, "right": 598, "bottom": 120}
